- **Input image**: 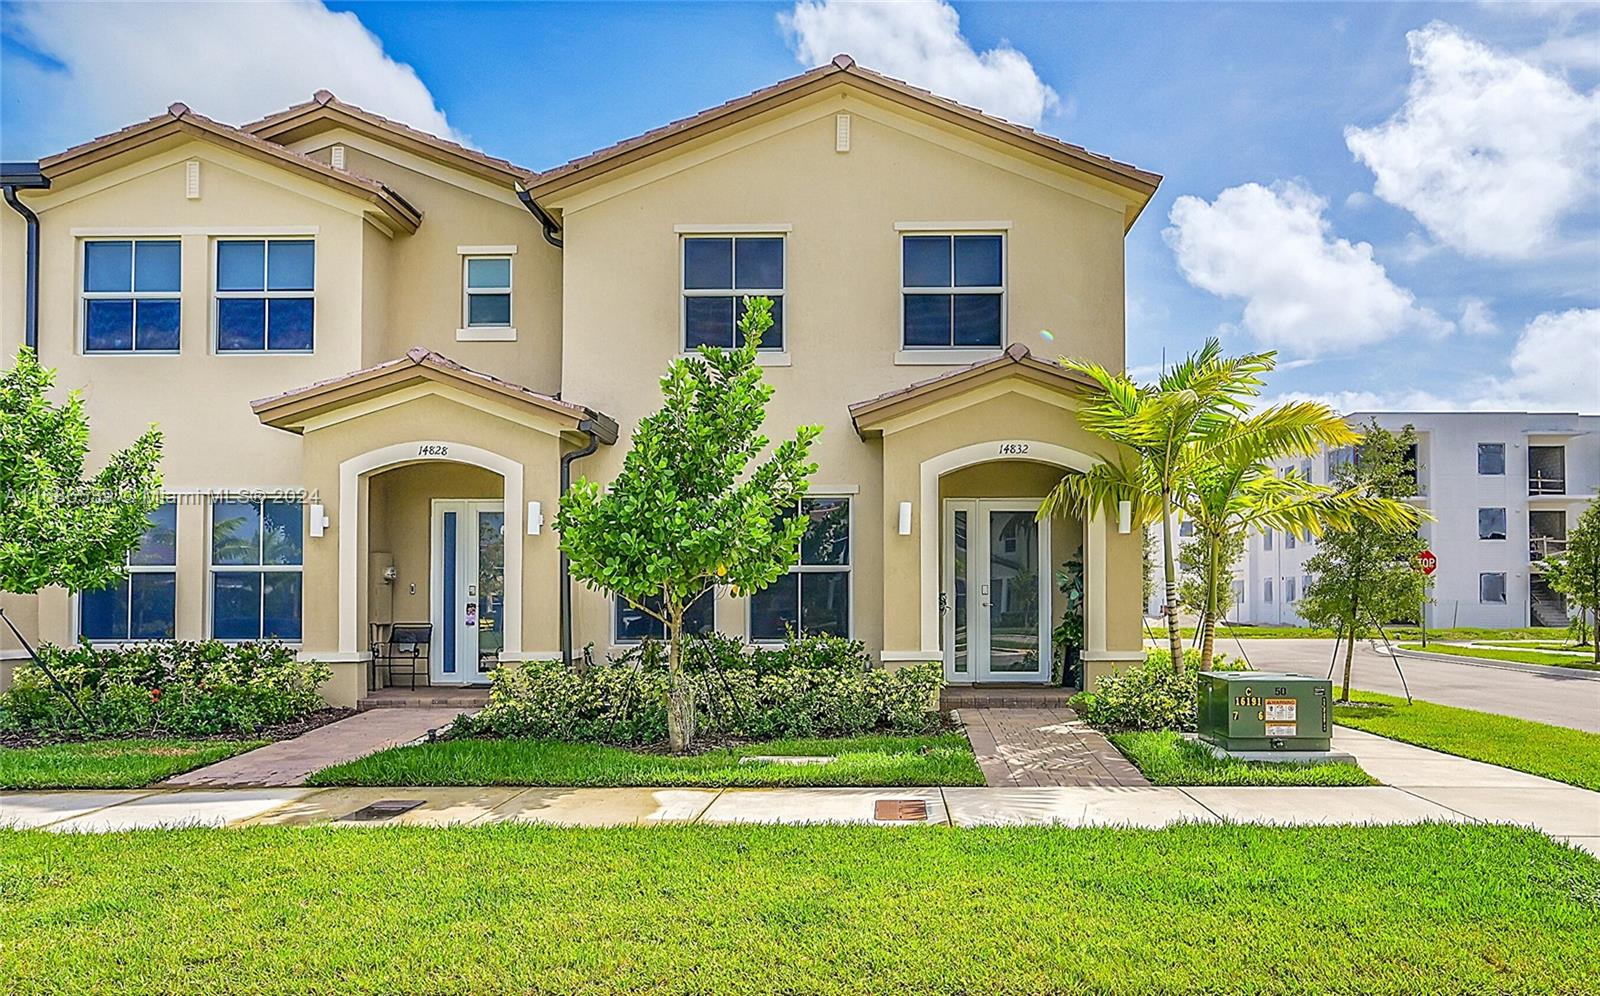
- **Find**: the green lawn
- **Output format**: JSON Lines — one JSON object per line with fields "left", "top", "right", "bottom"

{"left": 0, "top": 738, "right": 267, "bottom": 789}
{"left": 1334, "top": 691, "right": 1600, "bottom": 791}
{"left": 1399, "top": 642, "right": 1600, "bottom": 671}
{"left": 308, "top": 733, "right": 984, "bottom": 787}
{"left": 2, "top": 823, "right": 1595, "bottom": 995}
{"left": 1109, "top": 730, "right": 1376, "bottom": 786}
{"left": 1165, "top": 624, "right": 1570, "bottom": 642}
{"left": 1479, "top": 641, "right": 1596, "bottom": 653}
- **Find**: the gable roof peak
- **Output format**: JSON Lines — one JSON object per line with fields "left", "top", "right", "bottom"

{"left": 831, "top": 53, "right": 855, "bottom": 69}
{"left": 167, "top": 102, "right": 190, "bottom": 118}
{"left": 313, "top": 89, "right": 336, "bottom": 105}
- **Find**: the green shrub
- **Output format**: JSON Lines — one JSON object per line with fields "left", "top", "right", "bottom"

{"left": 1070, "top": 649, "right": 1223, "bottom": 732}
{"left": 0, "top": 641, "right": 329, "bottom": 738}
{"left": 460, "top": 635, "right": 940, "bottom": 745}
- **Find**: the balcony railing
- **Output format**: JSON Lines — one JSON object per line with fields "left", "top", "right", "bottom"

{"left": 1529, "top": 474, "right": 1566, "bottom": 496}
{"left": 1530, "top": 536, "right": 1569, "bottom": 562}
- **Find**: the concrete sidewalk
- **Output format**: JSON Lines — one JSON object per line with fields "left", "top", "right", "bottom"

{"left": 4, "top": 728, "right": 1596, "bottom": 853}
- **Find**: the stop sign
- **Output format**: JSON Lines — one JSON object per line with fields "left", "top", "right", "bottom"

{"left": 1418, "top": 550, "right": 1437, "bottom": 575}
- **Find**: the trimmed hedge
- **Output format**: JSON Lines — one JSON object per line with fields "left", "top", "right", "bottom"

{"left": 1070, "top": 649, "right": 1220, "bottom": 732}
{"left": 457, "top": 634, "right": 942, "bottom": 745}
{"left": 0, "top": 641, "right": 329, "bottom": 738}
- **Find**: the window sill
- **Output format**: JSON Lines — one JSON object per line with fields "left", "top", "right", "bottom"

{"left": 895, "top": 347, "right": 1003, "bottom": 366}
{"left": 457, "top": 327, "right": 518, "bottom": 342}
{"left": 677, "top": 351, "right": 790, "bottom": 367}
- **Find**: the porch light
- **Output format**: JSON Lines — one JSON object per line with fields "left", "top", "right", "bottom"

{"left": 309, "top": 503, "right": 330, "bottom": 538}
{"left": 527, "top": 501, "right": 544, "bottom": 535}
{"left": 897, "top": 501, "right": 913, "bottom": 536}
{"left": 1117, "top": 500, "right": 1132, "bottom": 534}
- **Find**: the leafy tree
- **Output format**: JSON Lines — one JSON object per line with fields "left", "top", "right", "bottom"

{"left": 1179, "top": 522, "right": 1244, "bottom": 623}
{"left": 1299, "top": 423, "right": 1429, "bottom": 701}
{"left": 1546, "top": 502, "right": 1600, "bottom": 664}
{"left": 557, "top": 299, "right": 819, "bottom": 751}
{"left": 1, "top": 348, "right": 163, "bottom": 597}
{"left": 1043, "top": 339, "right": 1275, "bottom": 673}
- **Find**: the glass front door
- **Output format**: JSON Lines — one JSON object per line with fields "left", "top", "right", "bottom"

{"left": 431, "top": 500, "right": 505, "bottom": 684}
{"left": 942, "top": 499, "right": 1051, "bottom": 684}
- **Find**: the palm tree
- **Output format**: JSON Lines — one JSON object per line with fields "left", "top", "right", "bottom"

{"left": 1043, "top": 339, "right": 1274, "bottom": 673}
{"left": 1176, "top": 410, "right": 1425, "bottom": 667}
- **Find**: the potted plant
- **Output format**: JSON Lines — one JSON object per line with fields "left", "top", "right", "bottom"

{"left": 1052, "top": 553, "right": 1085, "bottom": 688}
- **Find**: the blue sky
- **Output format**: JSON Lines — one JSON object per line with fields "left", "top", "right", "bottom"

{"left": 3, "top": 1, "right": 1596, "bottom": 412}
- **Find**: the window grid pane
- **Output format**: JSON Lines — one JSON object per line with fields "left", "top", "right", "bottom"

{"left": 683, "top": 236, "right": 783, "bottom": 351}
{"left": 902, "top": 234, "right": 1004, "bottom": 349}
{"left": 217, "top": 239, "right": 314, "bottom": 352}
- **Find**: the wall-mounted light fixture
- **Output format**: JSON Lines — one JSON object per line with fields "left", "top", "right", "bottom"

{"left": 309, "top": 503, "right": 330, "bottom": 538}
{"left": 1117, "top": 500, "right": 1132, "bottom": 534}
{"left": 897, "top": 501, "right": 913, "bottom": 536}
{"left": 527, "top": 500, "right": 544, "bottom": 535}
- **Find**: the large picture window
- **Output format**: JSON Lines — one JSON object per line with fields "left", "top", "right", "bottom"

{"left": 82, "top": 239, "right": 181, "bottom": 352}
{"left": 79, "top": 502, "right": 177, "bottom": 641}
{"left": 901, "top": 234, "right": 1004, "bottom": 349}
{"left": 682, "top": 235, "right": 784, "bottom": 350}
{"left": 614, "top": 587, "right": 716, "bottom": 644}
{"left": 215, "top": 239, "right": 315, "bottom": 352}
{"left": 210, "top": 498, "right": 303, "bottom": 640}
{"left": 750, "top": 496, "right": 851, "bottom": 641}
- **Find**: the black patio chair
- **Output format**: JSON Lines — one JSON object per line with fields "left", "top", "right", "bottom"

{"left": 372, "top": 623, "right": 431, "bottom": 691}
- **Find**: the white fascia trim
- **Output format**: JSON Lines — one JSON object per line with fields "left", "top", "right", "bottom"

{"left": 894, "top": 221, "right": 1012, "bottom": 232}
{"left": 456, "top": 327, "right": 518, "bottom": 342}
{"left": 673, "top": 224, "right": 794, "bottom": 234}
{"left": 71, "top": 226, "right": 320, "bottom": 236}
{"left": 303, "top": 651, "right": 372, "bottom": 663}
{"left": 1081, "top": 650, "right": 1146, "bottom": 662}
{"left": 457, "top": 245, "right": 519, "bottom": 255}
{"left": 880, "top": 650, "right": 938, "bottom": 663}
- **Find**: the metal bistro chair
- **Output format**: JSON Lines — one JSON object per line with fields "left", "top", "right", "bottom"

{"left": 372, "top": 623, "right": 431, "bottom": 691}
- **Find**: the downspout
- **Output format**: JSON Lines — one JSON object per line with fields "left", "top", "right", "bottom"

{"left": 2, "top": 163, "right": 49, "bottom": 352}
{"left": 517, "top": 188, "right": 563, "bottom": 249}
{"left": 559, "top": 413, "right": 618, "bottom": 665}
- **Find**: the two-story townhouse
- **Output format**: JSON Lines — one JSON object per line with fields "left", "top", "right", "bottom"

{"left": 2, "top": 56, "right": 1160, "bottom": 706}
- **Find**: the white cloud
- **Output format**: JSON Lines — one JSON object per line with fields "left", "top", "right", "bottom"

{"left": 1345, "top": 22, "right": 1599, "bottom": 259}
{"left": 1475, "top": 308, "right": 1600, "bottom": 411}
{"left": 1164, "top": 181, "right": 1452, "bottom": 356}
{"left": 6, "top": 0, "right": 461, "bottom": 148}
{"left": 1458, "top": 297, "right": 1498, "bottom": 336}
{"left": 779, "top": 0, "right": 1059, "bottom": 127}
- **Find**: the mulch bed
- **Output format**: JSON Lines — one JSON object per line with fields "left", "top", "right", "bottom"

{"left": 0, "top": 708, "right": 355, "bottom": 750}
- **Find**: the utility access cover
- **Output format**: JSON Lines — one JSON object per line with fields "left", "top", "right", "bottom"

{"left": 873, "top": 799, "right": 929, "bottom": 822}
{"left": 339, "top": 799, "right": 425, "bottom": 822}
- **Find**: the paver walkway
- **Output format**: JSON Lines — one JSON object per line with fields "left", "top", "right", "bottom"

{"left": 163, "top": 707, "right": 462, "bottom": 787}
{"left": 958, "top": 705, "right": 1149, "bottom": 787}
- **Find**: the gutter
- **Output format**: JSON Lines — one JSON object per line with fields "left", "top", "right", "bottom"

{"left": 559, "top": 412, "right": 619, "bottom": 665}
{"left": 517, "top": 187, "right": 563, "bottom": 249}
{"left": 1, "top": 162, "right": 50, "bottom": 351}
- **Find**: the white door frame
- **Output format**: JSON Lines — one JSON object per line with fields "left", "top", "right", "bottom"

{"left": 429, "top": 499, "right": 505, "bottom": 684}
{"left": 942, "top": 498, "right": 1052, "bottom": 685}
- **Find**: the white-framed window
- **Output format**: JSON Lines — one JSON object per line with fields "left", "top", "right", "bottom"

{"left": 1285, "top": 577, "right": 1297, "bottom": 602}
{"left": 750, "top": 496, "right": 851, "bottom": 641}
{"left": 82, "top": 239, "right": 182, "bottom": 353}
{"left": 1178, "top": 520, "right": 1194, "bottom": 537}
{"left": 681, "top": 234, "right": 785, "bottom": 350}
{"left": 214, "top": 238, "right": 314, "bottom": 352}
{"left": 1477, "top": 442, "right": 1506, "bottom": 476}
{"left": 901, "top": 233, "right": 1004, "bottom": 349}
{"left": 1285, "top": 531, "right": 1296, "bottom": 550}
{"left": 1478, "top": 507, "right": 1508, "bottom": 540}
{"left": 1263, "top": 579, "right": 1274, "bottom": 603}
{"left": 78, "top": 502, "right": 177, "bottom": 641}
{"left": 210, "top": 497, "right": 303, "bottom": 640}
{"left": 1300, "top": 459, "right": 1314, "bottom": 482}
{"left": 614, "top": 586, "right": 716, "bottom": 645}
{"left": 1479, "top": 572, "right": 1507, "bottom": 604}
{"left": 1263, "top": 527, "right": 1274, "bottom": 551}
{"left": 463, "top": 255, "right": 513, "bottom": 330}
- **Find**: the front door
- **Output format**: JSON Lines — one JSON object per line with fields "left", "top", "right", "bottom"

{"left": 942, "top": 499, "right": 1052, "bottom": 684}
{"left": 430, "top": 500, "right": 505, "bottom": 684}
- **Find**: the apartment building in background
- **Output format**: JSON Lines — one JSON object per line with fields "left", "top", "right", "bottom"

{"left": 1, "top": 56, "right": 1161, "bottom": 705}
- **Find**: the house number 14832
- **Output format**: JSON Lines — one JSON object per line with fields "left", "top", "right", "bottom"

{"left": 997, "top": 442, "right": 1030, "bottom": 456}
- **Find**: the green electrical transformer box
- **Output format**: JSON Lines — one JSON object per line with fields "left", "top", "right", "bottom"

{"left": 1197, "top": 672, "right": 1333, "bottom": 752}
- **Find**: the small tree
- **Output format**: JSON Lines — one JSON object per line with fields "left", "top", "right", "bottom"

{"left": 1299, "top": 422, "right": 1428, "bottom": 701}
{"left": 1, "top": 348, "right": 163, "bottom": 597}
{"left": 1546, "top": 502, "right": 1600, "bottom": 664}
{"left": 1178, "top": 523, "right": 1244, "bottom": 627}
{"left": 557, "top": 299, "right": 819, "bottom": 752}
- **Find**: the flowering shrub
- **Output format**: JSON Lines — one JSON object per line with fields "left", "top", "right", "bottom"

{"left": 459, "top": 634, "right": 940, "bottom": 745}
{"left": 1070, "top": 649, "right": 1227, "bottom": 732}
{"left": 0, "top": 641, "right": 329, "bottom": 737}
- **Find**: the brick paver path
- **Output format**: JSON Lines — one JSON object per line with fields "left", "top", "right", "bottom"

{"left": 959, "top": 706, "right": 1150, "bottom": 787}
{"left": 164, "top": 708, "right": 463, "bottom": 787}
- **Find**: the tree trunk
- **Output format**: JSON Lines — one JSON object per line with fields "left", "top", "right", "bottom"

{"left": 665, "top": 598, "right": 695, "bottom": 753}
{"left": 1199, "top": 530, "right": 1219, "bottom": 670}
{"left": 1161, "top": 493, "right": 1184, "bottom": 673}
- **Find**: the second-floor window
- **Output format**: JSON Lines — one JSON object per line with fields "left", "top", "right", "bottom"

{"left": 902, "top": 233, "right": 1004, "bottom": 349}
{"left": 79, "top": 502, "right": 177, "bottom": 641}
{"left": 682, "top": 235, "right": 785, "bottom": 351}
{"left": 1477, "top": 443, "right": 1505, "bottom": 475}
{"left": 82, "top": 239, "right": 181, "bottom": 353}
{"left": 215, "top": 239, "right": 314, "bottom": 353}
{"left": 463, "top": 255, "right": 513, "bottom": 329}
{"left": 1478, "top": 507, "right": 1507, "bottom": 540}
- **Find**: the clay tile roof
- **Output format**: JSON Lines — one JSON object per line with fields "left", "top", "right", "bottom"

{"left": 848, "top": 343, "right": 1095, "bottom": 435}
{"left": 241, "top": 91, "right": 535, "bottom": 183}
{"left": 522, "top": 55, "right": 1160, "bottom": 208}
{"left": 39, "top": 102, "right": 422, "bottom": 233}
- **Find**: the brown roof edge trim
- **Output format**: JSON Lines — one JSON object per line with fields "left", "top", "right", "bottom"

{"left": 847, "top": 343, "right": 1095, "bottom": 435}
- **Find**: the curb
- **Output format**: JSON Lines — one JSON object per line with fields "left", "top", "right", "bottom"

{"left": 1392, "top": 647, "right": 1600, "bottom": 681}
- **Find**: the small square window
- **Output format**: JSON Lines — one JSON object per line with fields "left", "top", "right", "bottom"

{"left": 682, "top": 235, "right": 784, "bottom": 351}
{"left": 901, "top": 233, "right": 1003, "bottom": 349}
{"left": 215, "top": 239, "right": 314, "bottom": 352}
{"left": 1479, "top": 572, "right": 1507, "bottom": 604}
{"left": 1478, "top": 507, "right": 1507, "bottom": 540}
{"left": 82, "top": 239, "right": 181, "bottom": 353}
{"left": 1477, "top": 443, "right": 1506, "bottom": 476}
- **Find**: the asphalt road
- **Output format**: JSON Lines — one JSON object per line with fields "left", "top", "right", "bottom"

{"left": 1210, "top": 637, "right": 1600, "bottom": 732}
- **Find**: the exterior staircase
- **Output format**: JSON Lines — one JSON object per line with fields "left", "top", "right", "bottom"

{"left": 939, "top": 685, "right": 1075, "bottom": 711}
{"left": 1530, "top": 592, "right": 1570, "bottom": 629}
{"left": 357, "top": 687, "right": 491, "bottom": 711}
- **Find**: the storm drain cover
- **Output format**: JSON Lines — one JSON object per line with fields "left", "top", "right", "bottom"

{"left": 874, "top": 799, "right": 928, "bottom": 822}
{"left": 340, "top": 799, "right": 425, "bottom": 822}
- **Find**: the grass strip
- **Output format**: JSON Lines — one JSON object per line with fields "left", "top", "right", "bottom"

{"left": 1399, "top": 642, "right": 1600, "bottom": 671}
{"left": 308, "top": 733, "right": 984, "bottom": 787}
{"left": 1108, "top": 730, "right": 1375, "bottom": 786}
{"left": 0, "top": 738, "right": 267, "bottom": 789}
